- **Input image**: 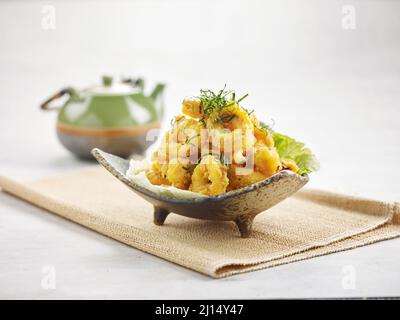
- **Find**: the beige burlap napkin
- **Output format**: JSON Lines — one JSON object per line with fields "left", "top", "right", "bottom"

{"left": 0, "top": 167, "right": 399, "bottom": 278}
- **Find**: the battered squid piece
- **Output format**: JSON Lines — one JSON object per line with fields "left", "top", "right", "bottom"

{"left": 218, "top": 105, "right": 253, "bottom": 131}
{"left": 281, "top": 158, "right": 299, "bottom": 173}
{"left": 182, "top": 98, "right": 201, "bottom": 119}
{"left": 227, "top": 165, "right": 268, "bottom": 191}
{"left": 146, "top": 161, "right": 169, "bottom": 186}
{"left": 254, "top": 143, "right": 281, "bottom": 177}
{"left": 190, "top": 155, "right": 229, "bottom": 196}
{"left": 254, "top": 124, "right": 274, "bottom": 148}
{"left": 146, "top": 170, "right": 169, "bottom": 186}
{"left": 166, "top": 163, "right": 192, "bottom": 190}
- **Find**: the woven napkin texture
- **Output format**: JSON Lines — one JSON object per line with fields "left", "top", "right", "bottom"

{"left": 0, "top": 167, "right": 398, "bottom": 278}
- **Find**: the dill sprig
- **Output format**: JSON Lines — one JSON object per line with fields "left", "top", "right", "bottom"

{"left": 196, "top": 85, "right": 249, "bottom": 123}
{"left": 196, "top": 85, "right": 232, "bottom": 116}
{"left": 237, "top": 93, "right": 248, "bottom": 103}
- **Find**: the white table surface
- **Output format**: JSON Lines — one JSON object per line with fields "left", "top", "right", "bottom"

{"left": 0, "top": 0, "right": 399, "bottom": 299}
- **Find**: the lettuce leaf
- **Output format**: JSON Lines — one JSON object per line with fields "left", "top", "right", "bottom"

{"left": 272, "top": 132, "right": 320, "bottom": 175}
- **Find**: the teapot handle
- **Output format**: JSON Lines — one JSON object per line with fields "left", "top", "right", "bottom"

{"left": 40, "top": 88, "right": 69, "bottom": 111}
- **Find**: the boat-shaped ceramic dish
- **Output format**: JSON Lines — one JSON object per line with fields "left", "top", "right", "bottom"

{"left": 92, "top": 148, "right": 309, "bottom": 237}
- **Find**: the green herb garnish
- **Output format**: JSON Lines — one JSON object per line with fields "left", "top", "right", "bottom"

{"left": 196, "top": 85, "right": 249, "bottom": 124}
{"left": 237, "top": 93, "right": 249, "bottom": 103}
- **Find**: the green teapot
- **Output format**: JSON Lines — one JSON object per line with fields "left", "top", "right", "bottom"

{"left": 40, "top": 76, "right": 165, "bottom": 159}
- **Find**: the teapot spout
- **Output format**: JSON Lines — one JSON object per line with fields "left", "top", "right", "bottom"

{"left": 150, "top": 83, "right": 166, "bottom": 100}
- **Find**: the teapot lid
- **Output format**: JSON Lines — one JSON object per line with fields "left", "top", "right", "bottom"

{"left": 84, "top": 75, "right": 141, "bottom": 96}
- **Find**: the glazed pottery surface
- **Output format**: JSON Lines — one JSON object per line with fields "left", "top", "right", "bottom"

{"left": 92, "top": 148, "right": 309, "bottom": 237}
{"left": 40, "top": 76, "right": 165, "bottom": 159}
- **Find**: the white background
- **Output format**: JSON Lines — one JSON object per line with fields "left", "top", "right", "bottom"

{"left": 0, "top": 0, "right": 399, "bottom": 298}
